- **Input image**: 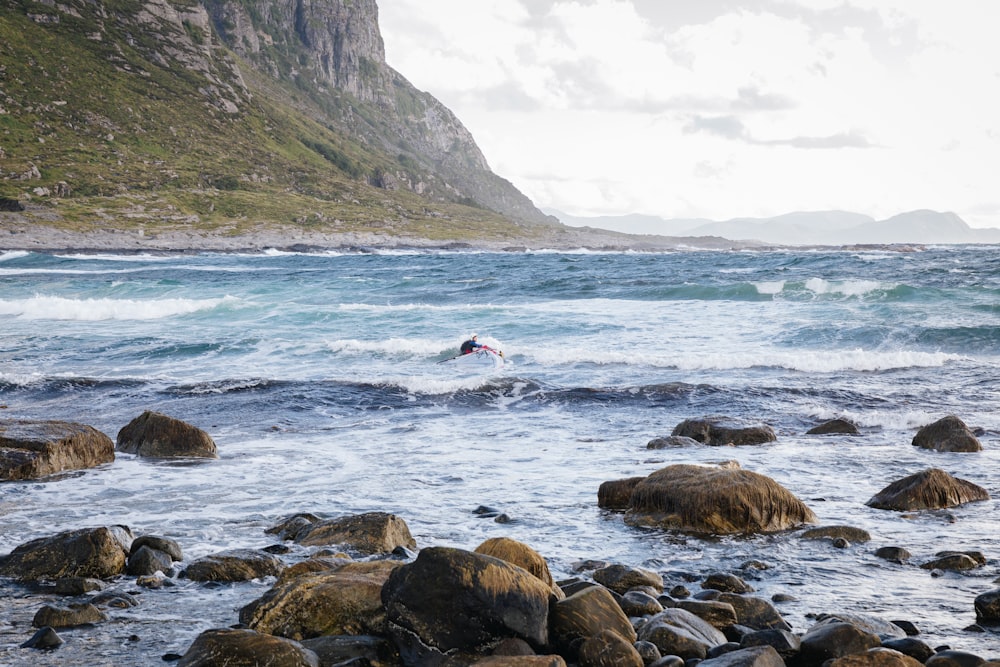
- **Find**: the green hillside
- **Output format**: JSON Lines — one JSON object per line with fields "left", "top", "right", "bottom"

{"left": 0, "top": 1, "right": 549, "bottom": 244}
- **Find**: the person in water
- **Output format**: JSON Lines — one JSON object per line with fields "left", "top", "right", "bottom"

{"left": 460, "top": 334, "right": 483, "bottom": 355}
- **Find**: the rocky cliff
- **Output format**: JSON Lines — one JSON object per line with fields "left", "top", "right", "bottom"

{"left": 0, "top": 0, "right": 555, "bottom": 238}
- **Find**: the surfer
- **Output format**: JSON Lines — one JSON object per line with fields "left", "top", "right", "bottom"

{"left": 460, "top": 334, "right": 483, "bottom": 355}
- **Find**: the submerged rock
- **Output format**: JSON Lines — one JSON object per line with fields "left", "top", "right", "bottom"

{"left": 865, "top": 468, "right": 989, "bottom": 511}
{"left": 614, "top": 462, "right": 816, "bottom": 535}
{"left": 116, "top": 410, "right": 218, "bottom": 458}
{"left": 806, "top": 418, "right": 860, "bottom": 435}
{"left": 0, "top": 419, "right": 114, "bottom": 480}
{"left": 671, "top": 417, "right": 777, "bottom": 446}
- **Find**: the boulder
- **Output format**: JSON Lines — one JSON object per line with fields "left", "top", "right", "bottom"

{"left": 597, "top": 476, "right": 645, "bottom": 510}
{"left": 806, "top": 418, "right": 860, "bottom": 435}
{"left": 800, "top": 526, "right": 871, "bottom": 543}
{"left": 0, "top": 526, "right": 133, "bottom": 581}
{"left": 177, "top": 628, "right": 319, "bottom": 667}
{"left": 473, "top": 657, "right": 567, "bottom": 666}
{"left": 698, "top": 645, "right": 786, "bottom": 667}
{"left": 676, "top": 599, "right": 738, "bottom": 629}
{"left": 827, "top": 647, "right": 925, "bottom": 667}
{"left": 577, "top": 628, "right": 644, "bottom": 667}
{"left": 647, "top": 435, "right": 701, "bottom": 449}
{"left": 716, "top": 593, "right": 791, "bottom": 632}
{"left": 0, "top": 419, "right": 114, "bottom": 480}
{"left": 911, "top": 415, "right": 982, "bottom": 452}
{"left": 621, "top": 463, "right": 817, "bottom": 535}
{"left": 924, "top": 650, "right": 989, "bottom": 667}
{"left": 702, "top": 573, "right": 753, "bottom": 593}
{"left": 381, "top": 546, "right": 554, "bottom": 665}
{"left": 126, "top": 545, "right": 175, "bottom": 576}
{"left": 131, "top": 535, "right": 183, "bottom": 561}
{"left": 549, "top": 585, "right": 637, "bottom": 655}
{"left": 116, "top": 410, "right": 217, "bottom": 458}
{"left": 974, "top": 589, "right": 1000, "bottom": 623}
{"left": 291, "top": 511, "right": 416, "bottom": 555}
{"left": 32, "top": 602, "right": 106, "bottom": 628}
{"left": 636, "top": 608, "right": 728, "bottom": 660}
{"left": 799, "top": 619, "right": 881, "bottom": 663}
{"left": 299, "top": 635, "right": 400, "bottom": 666}
{"left": 920, "top": 553, "right": 982, "bottom": 571}
{"left": 592, "top": 563, "right": 663, "bottom": 594}
{"left": 865, "top": 468, "right": 989, "bottom": 510}
{"left": 811, "top": 613, "right": 906, "bottom": 641}
{"left": 182, "top": 548, "right": 284, "bottom": 582}
{"left": 739, "top": 628, "right": 801, "bottom": 659}
{"left": 671, "top": 417, "right": 777, "bottom": 446}
{"left": 474, "top": 537, "right": 555, "bottom": 588}
{"left": 241, "top": 560, "right": 399, "bottom": 639}
{"left": 619, "top": 589, "right": 664, "bottom": 617}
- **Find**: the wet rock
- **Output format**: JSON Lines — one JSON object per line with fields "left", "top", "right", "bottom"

{"left": 475, "top": 657, "right": 567, "bottom": 666}
{"left": 381, "top": 546, "right": 554, "bottom": 665}
{"left": 635, "top": 608, "right": 728, "bottom": 660}
{"left": 116, "top": 410, "right": 217, "bottom": 458}
{"left": 0, "top": 525, "right": 133, "bottom": 581}
{"left": 739, "top": 628, "right": 800, "bottom": 659}
{"left": 176, "top": 628, "right": 318, "bottom": 667}
{"left": 716, "top": 593, "right": 791, "bottom": 632}
{"left": 920, "top": 553, "right": 982, "bottom": 571}
{"left": 799, "top": 619, "right": 881, "bottom": 663}
{"left": 634, "top": 640, "right": 662, "bottom": 664}
{"left": 131, "top": 535, "right": 183, "bottom": 561}
{"left": 241, "top": 560, "right": 399, "bottom": 639}
{"left": 53, "top": 577, "right": 106, "bottom": 595}
{"left": 618, "top": 462, "right": 817, "bottom": 535}
{"left": 32, "top": 602, "right": 106, "bottom": 628}
{"left": 866, "top": 468, "right": 989, "bottom": 510}
{"left": 475, "top": 537, "right": 555, "bottom": 588}
{"left": 299, "top": 634, "right": 400, "bottom": 666}
{"left": 266, "top": 513, "right": 323, "bottom": 541}
{"left": 815, "top": 613, "right": 906, "bottom": 641}
{"left": 974, "top": 589, "right": 1000, "bottom": 623}
{"left": 699, "top": 645, "right": 785, "bottom": 667}
{"left": 20, "top": 626, "right": 63, "bottom": 649}
{"left": 806, "top": 418, "right": 860, "bottom": 435}
{"left": 620, "top": 589, "right": 664, "bottom": 617}
{"left": 676, "top": 599, "right": 738, "bottom": 630}
{"left": 275, "top": 555, "right": 353, "bottom": 583}
{"left": 874, "top": 546, "right": 911, "bottom": 563}
{"left": 578, "top": 628, "right": 644, "bottom": 667}
{"left": 880, "top": 637, "right": 935, "bottom": 662}
{"left": 592, "top": 563, "right": 663, "bottom": 594}
{"left": 292, "top": 511, "right": 416, "bottom": 555}
{"left": 800, "top": 525, "right": 872, "bottom": 543}
{"left": 647, "top": 435, "right": 701, "bottom": 449}
{"left": 0, "top": 419, "right": 114, "bottom": 480}
{"left": 702, "top": 573, "right": 753, "bottom": 593}
{"left": 911, "top": 415, "right": 982, "bottom": 452}
{"left": 182, "top": 548, "right": 284, "bottom": 582}
{"left": 126, "top": 545, "right": 175, "bottom": 576}
{"left": 550, "top": 584, "right": 637, "bottom": 656}
{"left": 671, "top": 417, "right": 777, "bottom": 446}
{"left": 827, "top": 647, "right": 925, "bottom": 666}
{"left": 924, "top": 650, "right": 988, "bottom": 667}
{"left": 597, "top": 476, "right": 645, "bottom": 510}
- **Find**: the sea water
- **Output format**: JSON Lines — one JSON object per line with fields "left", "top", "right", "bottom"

{"left": 1, "top": 245, "right": 1000, "bottom": 663}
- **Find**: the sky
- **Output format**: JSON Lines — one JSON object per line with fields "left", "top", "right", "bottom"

{"left": 378, "top": 1, "right": 1000, "bottom": 229}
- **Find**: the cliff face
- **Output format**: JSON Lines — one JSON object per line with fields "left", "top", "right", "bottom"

{"left": 0, "top": 0, "right": 553, "bottom": 227}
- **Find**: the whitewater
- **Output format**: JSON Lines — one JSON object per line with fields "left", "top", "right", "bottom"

{"left": 2, "top": 245, "right": 1000, "bottom": 663}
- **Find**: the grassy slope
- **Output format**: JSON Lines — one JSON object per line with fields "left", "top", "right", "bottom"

{"left": 0, "top": 3, "right": 547, "bottom": 244}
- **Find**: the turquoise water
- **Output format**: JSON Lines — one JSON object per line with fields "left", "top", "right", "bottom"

{"left": 2, "top": 246, "right": 1000, "bottom": 662}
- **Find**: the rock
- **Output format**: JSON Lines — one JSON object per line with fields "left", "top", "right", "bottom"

{"left": 828, "top": 647, "right": 925, "bottom": 667}
{"left": 0, "top": 525, "right": 133, "bottom": 581}
{"left": 578, "top": 628, "right": 644, "bottom": 667}
{"left": 299, "top": 635, "right": 400, "bottom": 666}
{"left": 974, "top": 589, "right": 1000, "bottom": 623}
{"left": 292, "top": 511, "right": 416, "bottom": 555}
{"left": 924, "top": 650, "right": 988, "bottom": 667}
{"left": 800, "top": 526, "right": 872, "bottom": 543}
{"left": 806, "top": 419, "right": 860, "bottom": 435}
{"left": 647, "top": 435, "right": 701, "bottom": 449}
{"left": 634, "top": 640, "right": 662, "bottom": 665}
{"left": 592, "top": 563, "right": 663, "bottom": 594}
{"left": 597, "top": 476, "right": 645, "bottom": 510}
{"left": 739, "top": 628, "right": 801, "bottom": 658}
{"left": 920, "top": 553, "right": 981, "bottom": 571}
{"left": 874, "top": 546, "right": 911, "bottom": 563}
{"left": 381, "top": 546, "right": 554, "bottom": 665}
{"left": 620, "top": 589, "right": 664, "bottom": 617}
{"left": 20, "top": 626, "right": 64, "bottom": 649}
{"left": 865, "top": 468, "right": 989, "bottom": 510}
{"left": 635, "top": 608, "right": 729, "bottom": 660}
{"left": 126, "top": 545, "right": 175, "bottom": 576}
{"left": 799, "top": 619, "right": 881, "bottom": 663}
{"left": 698, "top": 645, "right": 786, "bottom": 667}
{"left": 182, "top": 548, "right": 284, "bottom": 582}
{"left": 715, "top": 593, "right": 791, "bottom": 632}
{"left": 814, "top": 613, "right": 906, "bottom": 641}
{"left": 116, "top": 410, "right": 217, "bottom": 458}
{"left": 671, "top": 417, "right": 777, "bottom": 446}
{"left": 130, "top": 535, "right": 183, "bottom": 561}
{"left": 474, "top": 537, "right": 555, "bottom": 588}
{"left": 880, "top": 638, "right": 935, "bottom": 662}
{"left": 176, "top": 628, "right": 319, "bottom": 667}
{"left": 550, "top": 585, "right": 637, "bottom": 656}
{"left": 32, "top": 602, "right": 106, "bottom": 628}
{"left": 473, "top": 657, "right": 568, "bottom": 666}
{"left": 676, "top": 599, "right": 738, "bottom": 629}
{"left": 621, "top": 462, "right": 817, "bottom": 535}
{"left": 911, "top": 415, "right": 982, "bottom": 452}
{"left": 702, "top": 573, "right": 753, "bottom": 593}
{"left": 266, "top": 513, "right": 323, "bottom": 541}
{"left": 241, "top": 560, "right": 399, "bottom": 639}
{"left": 53, "top": 577, "right": 106, "bottom": 595}
{"left": 0, "top": 419, "right": 114, "bottom": 480}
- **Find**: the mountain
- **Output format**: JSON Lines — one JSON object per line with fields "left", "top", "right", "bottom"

{"left": 548, "top": 208, "right": 1000, "bottom": 246}
{"left": 0, "top": 0, "right": 563, "bottom": 247}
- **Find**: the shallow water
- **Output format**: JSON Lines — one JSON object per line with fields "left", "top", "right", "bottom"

{"left": 2, "top": 246, "right": 1000, "bottom": 663}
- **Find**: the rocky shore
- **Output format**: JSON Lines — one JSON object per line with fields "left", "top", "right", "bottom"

{"left": 3, "top": 412, "right": 1000, "bottom": 666}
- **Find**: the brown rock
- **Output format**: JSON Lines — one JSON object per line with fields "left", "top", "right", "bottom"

{"left": 293, "top": 511, "right": 416, "bottom": 555}
{"left": 671, "top": 417, "right": 776, "bottom": 446}
{"left": 182, "top": 548, "right": 284, "bottom": 582}
{"left": 0, "top": 419, "right": 114, "bottom": 480}
{"left": 550, "top": 585, "right": 637, "bottom": 655}
{"left": 828, "top": 647, "right": 925, "bottom": 667}
{"left": 866, "top": 468, "right": 989, "bottom": 511}
{"left": 622, "top": 463, "right": 817, "bottom": 535}
{"left": 475, "top": 537, "right": 555, "bottom": 588}
{"left": 177, "top": 628, "right": 319, "bottom": 667}
{"left": 32, "top": 602, "right": 106, "bottom": 628}
{"left": 592, "top": 563, "right": 663, "bottom": 594}
{"left": 806, "top": 419, "right": 860, "bottom": 435}
{"left": 116, "top": 410, "right": 217, "bottom": 458}
{"left": 635, "top": 608, "right": 728, "bottom": 660}
{"left": 911, "top": 415, "right": 981, "bottom": 452}
{"left": 577, "top": 628, "right": 644, "bottom": 667}
{"left": 0, "top": 526, "right": 133, "bottom": 581}
{"left": 597, "top": 476, "right": 644, "bottom": 510}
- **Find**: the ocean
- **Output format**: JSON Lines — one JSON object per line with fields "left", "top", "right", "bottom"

{"left": 1, "top": 245, "right": 1000, "bottom": 663}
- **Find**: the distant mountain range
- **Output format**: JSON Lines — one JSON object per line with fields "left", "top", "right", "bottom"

{"left": 546, "top": 209, "right": 1000, "bottom": 246}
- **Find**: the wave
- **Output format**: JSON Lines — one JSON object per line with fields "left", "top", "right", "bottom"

{"left": 0, "top": 250, "right": 30, "bottom": 262}
{"left": 0, "top": 295, "right": 241, "bottom": 320}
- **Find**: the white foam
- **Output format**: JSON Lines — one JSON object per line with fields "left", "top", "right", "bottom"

{"left": 0, "top": 250, "right": 30, "bottom": 262}
{"left": 0, "top": 295, "right": 239, "bottom": 321}
{"left": 754, "top": 280, "right": 786, "bottom": 295}
{"left": 804, "top": 277, "right": 888, "bottom": 297}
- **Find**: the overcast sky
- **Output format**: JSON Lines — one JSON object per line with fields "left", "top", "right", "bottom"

{"left": 378, "top": 1, "right": 1000, "bottom": 229}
